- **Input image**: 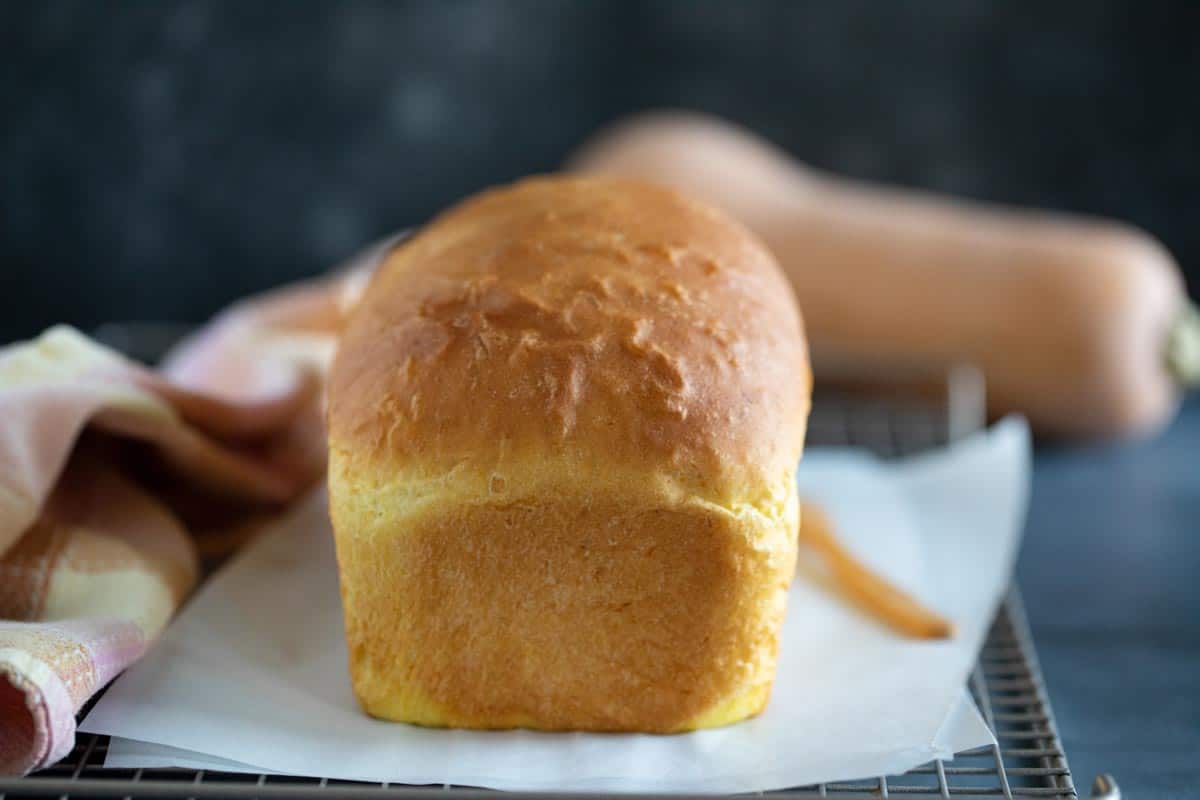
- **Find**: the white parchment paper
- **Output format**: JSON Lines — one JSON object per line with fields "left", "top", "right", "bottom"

{"left": 82, "top": 418, "right": 1030, "bottom": 793}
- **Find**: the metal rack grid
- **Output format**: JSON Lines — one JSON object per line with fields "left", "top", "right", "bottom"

{"left": 1, "top": 353, "right": 1079, "bottom": 799}
{"left": 3, "top": 589, "right": 1076, "bottom": 800}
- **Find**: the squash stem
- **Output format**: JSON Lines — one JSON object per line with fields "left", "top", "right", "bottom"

{"left": 1168, "top": 301, "right": 1200, "bottom": 387}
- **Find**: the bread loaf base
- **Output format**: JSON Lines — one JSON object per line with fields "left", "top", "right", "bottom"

{"left": 332, "top": 471, "right": 797, "bottom": 732}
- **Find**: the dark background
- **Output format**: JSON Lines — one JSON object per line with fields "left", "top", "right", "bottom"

{"left": 3, "top": 4, "right": 1199, "bottom": 794}
{"left": 2, "top": 0, "right": 1199, "bottom": 343}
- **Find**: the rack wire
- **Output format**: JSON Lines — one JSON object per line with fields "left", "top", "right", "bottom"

{"left": 1, "top": 348, "right": 1078, "bottom": 799}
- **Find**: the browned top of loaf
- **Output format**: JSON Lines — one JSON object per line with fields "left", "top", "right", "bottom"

{"left": 328, "top": 176, "right": 809, "bottom": 499}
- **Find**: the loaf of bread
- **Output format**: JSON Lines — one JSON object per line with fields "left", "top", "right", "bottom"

{"left": 327, "top": 176, "right": 810, "bottom": 732}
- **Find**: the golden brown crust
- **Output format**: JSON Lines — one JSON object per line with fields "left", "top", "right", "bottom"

{"left": 329, "top": 176, "right": 808, "bottom": 501}
{"left": 327, "top": 176, "right": 810, "bottom": 731}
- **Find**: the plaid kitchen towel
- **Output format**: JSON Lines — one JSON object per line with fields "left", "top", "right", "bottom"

{"left": 0, "top": 268, "right": 367, "bottom": 775}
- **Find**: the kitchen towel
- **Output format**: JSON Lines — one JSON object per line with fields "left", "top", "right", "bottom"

{"left": 0, "top": 268, "right": 365, "bottom": 774}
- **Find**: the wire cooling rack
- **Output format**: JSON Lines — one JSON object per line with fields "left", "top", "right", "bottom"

{"left": 4, "top": 590, "right": 1076, "bottom": 800}
{"left": 1, "top": 341, "right": 1080, "bottom": 799}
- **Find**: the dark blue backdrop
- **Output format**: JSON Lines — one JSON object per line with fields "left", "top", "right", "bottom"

{"left": 2, "top": 0, "right": 1198, "bottom": 340}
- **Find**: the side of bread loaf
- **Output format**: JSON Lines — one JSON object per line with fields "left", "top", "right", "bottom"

{"left": 327, "top": 176, "right": 810, "bottom": 732}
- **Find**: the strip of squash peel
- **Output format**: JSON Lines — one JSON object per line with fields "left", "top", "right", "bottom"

{"left": 798, "top": 501, "right": 955, "bottom": 640}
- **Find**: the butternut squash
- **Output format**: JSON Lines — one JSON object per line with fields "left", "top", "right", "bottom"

{"left": 568, "top": 112, "right": 1200, "bottom": 439}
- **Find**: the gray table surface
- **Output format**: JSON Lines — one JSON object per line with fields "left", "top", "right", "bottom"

{"left": 1019, "top": 393, "right": 1199, "bottom": 799}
